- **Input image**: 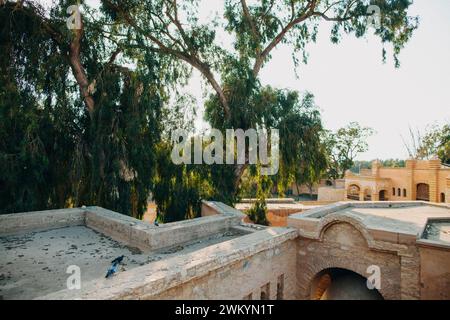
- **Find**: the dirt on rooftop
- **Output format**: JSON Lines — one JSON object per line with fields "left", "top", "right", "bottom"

{"left": 0, "top": 225, "right": 246, "bottom": 300}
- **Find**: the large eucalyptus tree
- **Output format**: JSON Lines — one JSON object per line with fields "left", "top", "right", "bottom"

{"left": 99, "top": 0, "right": 417, "bottom": 200}
{"left": 0, "top": 0, "right": 419, "bottom": 216}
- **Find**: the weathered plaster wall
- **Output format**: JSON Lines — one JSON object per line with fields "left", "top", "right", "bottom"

{"left": 318, "top": 187, "right": 346, "bottom": 202}
{"left": 419, "top": 246, "right": 450, "bottom": 299}
{"left": 151, "top": 239, "right": 298, "bottom": 300}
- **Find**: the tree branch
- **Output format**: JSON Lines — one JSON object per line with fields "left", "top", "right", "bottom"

{"left": 68, "top": 17, "right": 95, "bottom": 116}
{"left": 253, "top": 0, "right": 316, "bottom": 76}
{"left": 6, "top": 1, "right": 95, "bottom": 116}
{"left": 103, "top": 0, "right": 231, "bottom": 118}
{"left": 240, "top": 0, "right": 260, "bottom": 55}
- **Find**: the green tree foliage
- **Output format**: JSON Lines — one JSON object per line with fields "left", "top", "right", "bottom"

{"left": 246, "top": 165, "right": 271, "bottom": 226}
{"left": 0, "top": 0, "right": 419, "bottom": 219}
{"left": 100, "top": 0, "right": 418, "bottom": 198}
{"left": 381, "top": 158, "right": 406, "bottom": 168}
{"left": 247, "top": 198, "right": 269, "bottom": 225}
{"left": 0, "top": 1, "right": 181, "bottom": 217}
{"left": 152, "top": 141, "right": 214, "bottom": 223}
{"left": 151, "top": 100, "right": 216, "bottom": 223}
{"left": 270, "top": 91, "right": 327, "bottom": 197}
{"left": 324, "top": 122, "right": 375, "bottom": 178}
{"left": 403, "top": 123, "right": 450, "bottom": 164}
{"left": 217, "top": 89, "right": 327, "bottom": 205}
{"left": 349, "top": 159, "right": 405, "bottom": 172}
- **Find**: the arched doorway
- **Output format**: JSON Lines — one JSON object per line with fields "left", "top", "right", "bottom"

{"left": 347, "top": 184, "right": 360, "bottom": 200}
{"left": 441, "top": 192, "right": 446, "bottom": 203}
{"left": 379, "top": 190, "right": 387, "bottom": 201}
{"left": 310, "top": 268, "right": 383, "bottom": 300}
{"left": 416, "top": 183, "right": 430, "bottom": 201}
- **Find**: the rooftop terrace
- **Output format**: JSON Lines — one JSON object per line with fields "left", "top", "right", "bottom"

{"left": 0, "top": 201, "right": 296, "bottom": 300}
{"left": 288, "top": 201, "right": 450, "bottom": 247}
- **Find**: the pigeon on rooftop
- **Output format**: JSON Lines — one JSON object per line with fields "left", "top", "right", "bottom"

{"left": 111, "top": 255, "right": 124, "bottom": 265}
{"left": 105, "top": 261, "right": 119, "bottom": 278}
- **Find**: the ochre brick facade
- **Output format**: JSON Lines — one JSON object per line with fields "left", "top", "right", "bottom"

{"left": 344, "top": 159, "right": 450, "bottom": 203}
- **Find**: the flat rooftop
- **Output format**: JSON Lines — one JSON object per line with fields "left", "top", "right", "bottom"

{"left": 0, "top": 203, "right": 260, "bottom": 300}
{"left": 288, "top": 201, "right": 450, "bottom": 247}
{"left": 326, "top": 204, "right": 450, "bottom": 236}
{"left": 0, "top": 225, "right": 246, "bottom": 300}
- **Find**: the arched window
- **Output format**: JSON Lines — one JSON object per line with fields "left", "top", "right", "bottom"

{"left": 347, "top": 185, "right": 360, "bottom": 200}
{"left": 441, "top": 193, "right": 446, "bottom": 203}
{"left": 403, "top": 189, "right": 407, "bottom": 197}
{"left": 392, "top": 188, "right": 395, "bottom": 196}
{"left": 397, "top": 188, "right": 401, "bottom": 197}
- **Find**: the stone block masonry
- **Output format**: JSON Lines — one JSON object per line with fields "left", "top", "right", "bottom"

{"left": 1, "top": 200, "right": 449, "bottom": 300}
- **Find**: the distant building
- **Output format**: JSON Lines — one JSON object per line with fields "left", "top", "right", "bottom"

{"left": 344, "top": 159, "right": 449, "bottom": 203}
{"left": 318, "top": 159, "right": 450, "bottom": 203}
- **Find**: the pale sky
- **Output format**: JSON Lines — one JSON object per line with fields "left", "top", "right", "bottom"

{"left": 41, "top": 0, "right": 450, "bottom": 160}
{"left": 189, "top": 0, "right": 450, "bottom": 161}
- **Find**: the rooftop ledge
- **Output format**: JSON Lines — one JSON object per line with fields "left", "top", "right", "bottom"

{"left": 0, "top": 203, "right": 246, "bottom": 253}
{"left": 0, "top": 201, "right": 296, "bottom": 300}
{"left": 38, "top": 226, "right": 297, "bottom": 300}
{"left": 287, "top": 201, "right": 450, "bottom": 248}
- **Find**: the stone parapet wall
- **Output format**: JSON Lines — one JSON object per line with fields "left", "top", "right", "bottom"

{"left": 39, "top": 227, "right": 298, "bottom": 300}
{"left": 86, "top": 206, "right": 243, "bottom": 252}
{"left": 239, "top": 198, "right": 296, "bottom": 204}
{"left": 0, "top": 208, "right": 86, "bottom": 235}
{"left": 0, "top": 204, "right": 246, "bottom": 254}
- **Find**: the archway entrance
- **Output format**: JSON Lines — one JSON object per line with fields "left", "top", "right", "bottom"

{"left": 416, "top": 183, "right": 430, "bottom": 201}
{"left": 441, "top": 192, "right": 446, "bottom": 203}
{"left": 347, "top": 185, "right": 360, "bottom": 200}
{"left": 379, "top": 190, "right": 387, "bottom": 201}
{"left": 310, "top": 268, "right": 383, "bottom": 300}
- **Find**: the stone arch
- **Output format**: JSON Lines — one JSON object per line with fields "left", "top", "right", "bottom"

{"left": 302, "top": 256, "right": 394, "bottom": 299}
{"left": 317, "top": 215, "right": 374, "bottom": 248}
{"left": 310, "top": 267, "right": 384, "bottom": 300}
{"left": 379, "top": 189, "right": 388, "bottom": 201}
{"left": 347, "top": 184, "right": 361, "bottom": 200}
{"left": 298, "top": 219, "right": 399, "bottom": 299}
{"left": 297, "top": 217, "right": 400, "bottom": 300}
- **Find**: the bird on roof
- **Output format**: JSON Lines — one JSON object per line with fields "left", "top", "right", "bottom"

{"left": 111, "top": 255, "right": 124, "bottom": 265}
{"left": 105, "top": 261, "right": 119, "bottom": 278}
